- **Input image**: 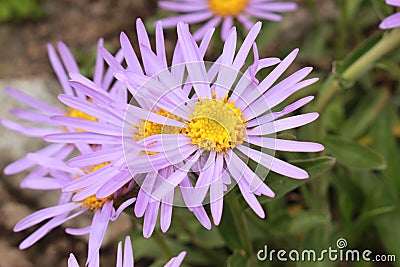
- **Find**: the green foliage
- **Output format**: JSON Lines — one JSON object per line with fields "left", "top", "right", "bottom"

{"left": 227, "top": 251, "right": 248, "bottom": 267}
{"left": 260, "top": 157, "right": 335, "bottom": 202}
{"left": 0, "top": 0, "right": 44, "bottom": 22}
{"left": 324, "top": 135, "right": 386, "bottom": 170}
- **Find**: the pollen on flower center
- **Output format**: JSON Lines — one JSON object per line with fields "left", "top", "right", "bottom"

{"left": 82, "top": 162, "right": 110, "bottom": 174}
{"left": 208, "top": 0, "right": 249, "bottom": 17}
{"left": 82, "top": 195, "right": 114, "bottom": 210}
{"left": 184, "top": 94, "right": 246, "bottom": 153}
{"left": 133, "top": 109, "right": 184, "bottom": 155}
{"left": 134, "top": 109, "right": 183, "bottom": 141}
{"left": 66, "top": 107, "right": 98, "bottom": 122}
{"left": 75, "top": 162, "right": 113, "bottom": 210}
{"left": 65, "top": 104, "right": 98, "bottom": 132}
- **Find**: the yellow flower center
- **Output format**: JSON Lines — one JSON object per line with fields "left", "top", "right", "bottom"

{"left": 208, "top": 0, "right": 248, "bottom": 17}
{"left": 64, "top": 105, "right": 98, "bottom": 132}
{"left": 82, "top": 162, "right": 110, "bottom": 174}
{"left": 185, "top": 94, "right": 246, "bottom": 153}
{"left": 75, "top": 162, "right": 114, "bottom": 211}
{"left": 133, "top": 109, "right": 184, "bottom": 155}
{"left": 134, "top": 109, "right": 183, "bottom": 140}
{"left": 82, "top": 195, "right": 114, "bottom": 210}
{"left": 67, "top": 107, "right": 98, "bottom": 122}
{"left": 133, "top": 96, "right": 245, "bottom": 154}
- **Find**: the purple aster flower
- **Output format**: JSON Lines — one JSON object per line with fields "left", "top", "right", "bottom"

{"left": 158, "top": 0, "right": 297, "bottom": 40}
{"left": 12, "top": 152, "right": 136, "bottom": 266}
{"left": 1, "top": 39, "right": 125, "bottom": 189}
{"left": 380, "top": 0, "right": 400, "bottom": 29}
{"left": 44, "top": 19, "right": 215, "bottom": 237}
{"left": 45, "top": 19, "right": 323, "bottom": 229}
{"left": 118, "top": 22, "right": 323, "bottom": 223}
{"left": 68, "top": 235, "right": 186, "bottom": 267}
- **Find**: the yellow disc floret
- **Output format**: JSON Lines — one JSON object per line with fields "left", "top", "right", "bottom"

{"left": 82, "top": 162, "right": 110, "bottom": 174}
{"left": 134, "top": 109, "right": 183, "bottom": 141}
{"left": 208, "top": 0, "right": 248, "bottom": 17}
{"left": 82, "top": 195, "right": 114, "bottom": 211}
{"left": 185, "top": 93, "right": 246, "bottom": 153}
{"left": 66, "top": 107, "right": 98, "bottom": 122}
{"left": 65, "top": 100, "right": 98, "bottom": 132}
{"left": 75, "top": 162, "right": 114, "bottom": 211}
{"left": 133, "top": 109, "right": 185, "bottom": 155}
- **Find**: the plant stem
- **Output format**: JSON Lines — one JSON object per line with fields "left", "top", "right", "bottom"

{"left": 315, "top": 28, "right": 400, "bottom": 112}
{"left": 226, "top": 193, "right": 255, "bottom": 267}
{"left": 152, "top": 229, "right": 173, "bottom": 259}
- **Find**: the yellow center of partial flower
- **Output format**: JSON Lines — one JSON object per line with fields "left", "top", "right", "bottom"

{"left": 133, "top": 96, "right": 245, "bottom": 154}
{"left": 75, "top": 162, "right": 113, "bottom": 211}
{"left": 134, "top": 109, "right": 183, "bottom": 140}
{"left": 81, "top": 195, "right": 114, "bottom": 210}
{"left": 185, "top": 93, "right": 246, "bottom": 153}
{"left": 67, "top": 107, "right": 98, "bottom": 122}
{"left": 134, "top": 109, "right": 184, "bottom": 155}
{"left": 65, "top": 103, "right": 98, "bottom": 132}
{"left": 208, "top": 0, "right": 248, "bottom": 17}
{"left": 82, "top": 162, "right": 110, "bottom": 174}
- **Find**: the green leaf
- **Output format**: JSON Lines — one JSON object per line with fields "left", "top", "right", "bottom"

{"left": 194, "top": 227, "right": 225, "bottom": 248}
{"left": 358, "top": 206, "right": 396, "bottom": 223}
{"left": 334, "top": 33, "right": 381, "bottom": 76}
{"left": 289, "top": 156, "right": 336, "bottom": 178}
{"left": 263, "top": 157, "right": 335, "bottom": 200}
{"left": 300, "top": 231, "right": 337, "bottom": 267}
{"left": 0, "top": 3, "right": 13, "bottom": 21}
{"left": 321, "top": 97, "right": 345, "bottom": 133}
{"left": 341, "top": 88, "right": 389, "bottom": 139}
{"left": 345, "top": 0, "right": 364, "bottom": 19}
{"left": 227, "top": 251, "right": 248, "bottom": 267}
{"left": 374, "top": 210, "right": 400, "bottom": 267}
{"left": 376, "top": 60, "right": 400, "bottom": 79}
{"left": 131, "top": 234, "right": 162, "bottom": 259}
{"left": 217, "top": 199, "right": 242, "bottom": 250}
{"left": 288, "top": 211, "right": 330, "bottom": 234}
{"left": 274, "top": 211, "right": 330, "bottom": 235}
{"left": 371, "top": 105, "right": 400, "bottom": 196}
{"left": 372, "top": 0, "right": 393, "bottom": 19}
{"left": 333, "top": 171, "right": 365, "bottom": 223}
{"left": 348, "top": 171, "right": 393, "bottom": 208}
{"left": 301, "top": 24, "right": 334, "bottom": 62}
{"left": 324, "top": 135, "right": 386, "bottom": 170}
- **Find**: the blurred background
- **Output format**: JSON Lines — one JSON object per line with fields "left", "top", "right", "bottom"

{"left": 0, "top": 0, "right": 399, "bottom": 266}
